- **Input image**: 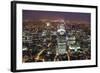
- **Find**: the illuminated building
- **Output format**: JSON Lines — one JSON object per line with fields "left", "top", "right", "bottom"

{"left": 56, "top": 24, "right": 67, "bottom": 54}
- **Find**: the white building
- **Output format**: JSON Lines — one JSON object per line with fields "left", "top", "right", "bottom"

{"left": 56, "top": 24, "right": 67, "bottom": 54}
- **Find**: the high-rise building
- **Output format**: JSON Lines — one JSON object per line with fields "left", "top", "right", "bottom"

{"left": 56, "top": 24, "right": 67, "bottom": 54}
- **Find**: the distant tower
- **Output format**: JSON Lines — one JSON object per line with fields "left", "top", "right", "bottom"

{"left": 56, "top": 24, "right": 67, "bottom": 55}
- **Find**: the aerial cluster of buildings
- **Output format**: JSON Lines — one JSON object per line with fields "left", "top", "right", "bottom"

{"left": 22, "top": 19, "right": 91, "bottom": 62}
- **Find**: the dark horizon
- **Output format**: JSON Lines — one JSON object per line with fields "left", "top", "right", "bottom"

{"left": 23, "top": 10, "right": 91, "bottom": 24}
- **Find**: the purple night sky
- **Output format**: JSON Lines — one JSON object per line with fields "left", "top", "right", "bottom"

{"left": 23, "top": 10, "right": 91, "bottom": 23}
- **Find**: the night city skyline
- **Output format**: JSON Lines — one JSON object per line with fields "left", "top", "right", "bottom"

{"left": 22, "top": 9, "right": 91, "bottom": 63}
